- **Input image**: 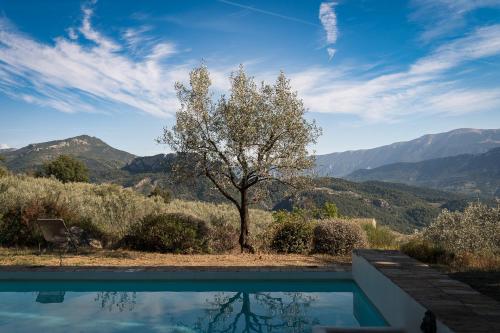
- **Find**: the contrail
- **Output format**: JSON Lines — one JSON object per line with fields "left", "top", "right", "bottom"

{"left": 218, "top": 0, "right": 320, "bottom": 27}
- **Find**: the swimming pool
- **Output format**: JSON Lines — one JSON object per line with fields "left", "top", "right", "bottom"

{"left": 0, "top": 279, "right": 387, "bottom": 332}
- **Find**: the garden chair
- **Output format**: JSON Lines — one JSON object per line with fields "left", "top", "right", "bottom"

{"left": 36, "top": 218, "right": 78, "bottom": 266}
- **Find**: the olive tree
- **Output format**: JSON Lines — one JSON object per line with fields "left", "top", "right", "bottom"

{"left": 160, "top": 65, "right": 321, "bottom": 252}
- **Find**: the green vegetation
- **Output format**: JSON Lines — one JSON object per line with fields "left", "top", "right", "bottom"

{"left": 160, "top": 65, "right": 321, "bottom": 252}
{"left": 0, "top": 155, "right": 7, "bottom": 178}
{"left": 40, "top": 155, "right": 90, "bottom": 183}
{"left": 0, "top": 166, "right": 7, "bottom": 178}
{"left": 400, "top": 238, "right": 449, "bottom": 264}
{"left": 2, "top": 135, "right": 135, "bottom": 182}
{"left": 313, "top": 219, "right": 368, "bottom": 255}
{"left": 125, "top": 213, "right": 210, "bottom": 254}
{"left": 0, "top": 174, "right": 272, "bottom": 251}
{"left": 270, "top": 220, "right": 314, "bottom": 254}
{"left": 276, "top": 177, "right": 469, "bottom": 232}
{"left": 148, "top": 186, "right": 172, "bottom": 204}
{"left": 401, "top": 203, "right": 500, "bottom": 270}
{"left": 362, "top": 224, "right": 399, "bottom": 249}
{"left": 423, "top": 203, "right": 499, "bottom": 256}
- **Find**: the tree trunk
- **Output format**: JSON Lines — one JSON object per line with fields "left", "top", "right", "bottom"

{"left": 239, "top": 189, "right": 255, "bottom": 253}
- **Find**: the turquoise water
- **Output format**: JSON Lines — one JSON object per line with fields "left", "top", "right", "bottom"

{"left": 0, "top": 279, "right": 387, "bottom": 332}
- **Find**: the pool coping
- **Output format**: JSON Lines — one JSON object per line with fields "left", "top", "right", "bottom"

{"left": 353, "top": 249, "right": 500, "bottom": 333}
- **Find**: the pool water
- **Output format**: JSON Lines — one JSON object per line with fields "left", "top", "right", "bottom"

{"left": 0, "top": 279, "right": 387, "bottom": 332}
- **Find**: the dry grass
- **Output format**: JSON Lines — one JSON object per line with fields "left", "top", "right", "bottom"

{"left": 0, "top": 248, "right": 350, "bottom": 268}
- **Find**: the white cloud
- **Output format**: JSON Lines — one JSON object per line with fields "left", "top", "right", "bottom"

{"left": 319, "top": 2, "right": 338, "bottom": 60}
{"left": 67, "top": 27, "right": 78, "bottom": 40}
{"left": 0, "top": 5, "right": 200, "bottom": 117}
{"left": 326, "top": 48, "right": 336, "bottom": 60}
{"left": 290, "top": 24, "right": 500, "bottom": 121}
{"left": 0, "top": 144, "right": 10, "bottom": 149}
{"left": 409, "top": 0, "right": 500, "bottom": 42}
{"left": 147, "top": 42, "right": 177, "bottom": 60}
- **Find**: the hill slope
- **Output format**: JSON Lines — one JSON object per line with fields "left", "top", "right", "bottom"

{"left": 273, "top": 177, "right": 468, "bottom": 232}
{"left": 315, "top": 128, "right": 500, "bottom": 177}
{"left": 347, "top": 147, "right": 500, "bottom": 197}
{"left": 2, "top": 135, "right": 135, "bottom": 181}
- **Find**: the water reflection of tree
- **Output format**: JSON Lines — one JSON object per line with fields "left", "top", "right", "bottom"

{"left": 94, "top": 292, "right": 137, "bottom": 312}
{"left": 199, "top": 292, "right": 318, "bottom": 333}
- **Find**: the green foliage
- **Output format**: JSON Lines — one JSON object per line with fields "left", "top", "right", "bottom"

{"left": 270, "top": 220, "right": 314, "bottom": 254}
{"left": 400, "top": 237, "right": 450, "bottom": 264}
{"left": 148, "top": 186, "right": 172, "bottom": 204}
{"left": 41, "top": 155, "right": 90, "bottom": 183}
{"left": 313, "top": 219, "right": 368, "bottom": 255}
{"left": 362, "top": 224, "right": 399, "bottom": 249}
{"left": 0, "top": 166, "right": 7, "bottom": 178}
{"left": 0, "top": 197, "right": 103, "bottom": 247}
{"left": 423, "top": 203, "right": 500, "bottom": 255}
{"left": 275, "top": 177, "right": 468, "bottom": 232}
{"left": 125, "top": 213, "right": 210, "bottom": 254}
{"left": 404, "top": 205, "right": 437, "bottom": 228}
{"left": 160, "top": 65, "right": 321, "bottom": 251}
{"left": 0, "top": 174, "right": 273, "bottom": 249}
{"left": 321, "top": 202, "right": 340, "bottom": 219}
{"left": 272, "top": 202, "right": 340, "bottom": 223}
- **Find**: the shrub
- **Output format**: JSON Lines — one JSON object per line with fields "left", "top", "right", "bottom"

{"left": 362, "top": 224, "right": 399, "bottom": 249}
{"left": 0, "top": 197, "right": 106, "bottom": 247}
{"left": 0, "top": 175, "right": 273, "bottom": 249}
{"left": 313, "top": 219, "right": 368, "bottom": 255}
{"left": 125, "top": 213, "right": 210, "bottom": 253}
{"left": 148, "top": 186, "right": 172, "bottom": 204}
{"left": 208, "top": 218, "right": 239, "bottom": 253}
{"left": 400, "top": 237, "right": 451, "bottom": 264}
{"left": 270, "top": 220, "right": 314, "bottom": 254}
{"left": 0, "top": 205, "right": 44, "bottom": 247}
{"left": 0, "top": 166, "right": 7, "bottom": 178}
{"left": 423, "top": 203, "right": 500, "bottom": 255}
{"left": 40, "top": 155, "right": 89, "bottom": 183}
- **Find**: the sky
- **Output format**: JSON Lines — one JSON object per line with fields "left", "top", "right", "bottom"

{"left": 0, "top": 0, "right": 500, "bottom": 156}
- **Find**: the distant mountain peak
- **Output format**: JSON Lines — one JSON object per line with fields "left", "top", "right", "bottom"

{"left": 315, "top": 128, "right": 500, "bottom": 177}
{"left": 3, "top": 135, "right": 135, "bottom": 181}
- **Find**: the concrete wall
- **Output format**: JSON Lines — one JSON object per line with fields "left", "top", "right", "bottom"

{"left": 352, "top": 253, "right": 454, "bottom": 333}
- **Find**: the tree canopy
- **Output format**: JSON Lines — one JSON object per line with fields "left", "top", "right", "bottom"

{"left": 160, "top": 65, "right": 321, "bottom": 251}
{"left": 41, "top": 155, "right": 89, "bottom": 183}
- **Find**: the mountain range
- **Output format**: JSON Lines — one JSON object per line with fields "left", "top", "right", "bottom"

{"left": 314, "top": 128, "right": 500, "bottom": 177}
{"left": 347, "top": 147, "right": 500, "bottom": 197}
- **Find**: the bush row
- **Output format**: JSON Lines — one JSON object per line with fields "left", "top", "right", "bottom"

{"left": 269, "top": 212, "right": 368, "bottom": 255}
{"left": 0, "top": 174, "right": 372, "bottom": 255}
{"left": 0, "top": 175, "right": 270, "bottom": 252}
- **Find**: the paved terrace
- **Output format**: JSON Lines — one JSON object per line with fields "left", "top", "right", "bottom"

{"left": 355, "top": 249, "right": 500, "bottom": 333}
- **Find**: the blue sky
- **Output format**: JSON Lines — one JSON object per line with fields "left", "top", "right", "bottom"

{"left": 1, "top": 0, "right": 500, "bottom": 156}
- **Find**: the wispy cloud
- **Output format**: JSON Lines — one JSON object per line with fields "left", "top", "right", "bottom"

{"left": 290, "top": 24, "right": 500, "bottom": 121}
{"left": 218, "top": 0, "right": 319, "bottom": 27}
{"left": 319, "top": 2, "right": 338, "bottom": 60}
{"left": 409, "top": 0, "right": 500, "bottom": 42}
{"left": 0, "top": 4, "right": 192, "bottom": 117}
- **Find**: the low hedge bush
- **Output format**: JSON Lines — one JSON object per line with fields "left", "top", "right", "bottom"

{"left": 313, "top": 219, "right": 368, "bottom": 255}
{"left": 208, "top": 218, "right": 239, "bottom": 253}
{"left": 400, "top": 237, "right": 451, "bottom": 264}
{"left": 125, "top": 213, "right": 210, "bottom": 253}
{"left": 270, "top": 220, "right": 314, "bottom": 254}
